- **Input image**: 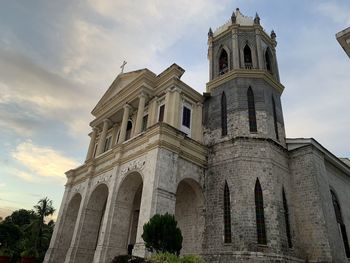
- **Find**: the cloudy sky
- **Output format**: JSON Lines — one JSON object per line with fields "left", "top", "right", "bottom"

{"left": 0, "top": 0, "right": 349, "bottom": 219}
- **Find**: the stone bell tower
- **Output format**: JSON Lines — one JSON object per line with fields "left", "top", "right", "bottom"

{"left": 204, "top": 8, "right": 285, "bottom": 145}
{"left": 203, "top": 9, "right": 299, "bottom": 262}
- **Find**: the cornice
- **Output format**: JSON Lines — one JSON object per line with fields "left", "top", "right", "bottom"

{"left": 206, "top": 69, "right": 284, "bottom": 93}
{"left": 66, "top": 123, "right": 207, "bottom": 187}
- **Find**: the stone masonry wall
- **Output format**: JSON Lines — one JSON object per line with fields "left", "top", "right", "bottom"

{"left": 326, "top": 161, "right": 350, "bottom": 261}
{"left": 289, "top": 146, "right": 334, "bottom": 262}
{"left": 203, "top": 137, "right": 301, "bottom": 262}
{"left": 203, "top": 77, "right": 285, "bottom": 147}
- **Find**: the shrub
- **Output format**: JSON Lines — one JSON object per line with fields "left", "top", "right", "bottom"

{"left": 142, "top": 213, "right": 182, "bottom": 255}
{"left": 111, "top": 255, "right": 146, "bottom": 263}
{"left": 148, "top": 252, "right": 180, "bottom": 263}
{"left": 0, "top": 247, "right": 13, "bottom": 257}
{"left": 181, "top": 255, "right": 205, "bottom": 263}
{"left": 148, "top": 253, "right": 205, "bottom": 263}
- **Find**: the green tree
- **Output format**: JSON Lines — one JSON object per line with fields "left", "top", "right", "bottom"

{"left": 0, "top": 222, "right": 22, "bottom": 249}
{"left": 142, "top": 213, "right": 182, "bottom": 255}
{"left": 4, "top": 209, "right": 37, "bottom": 227}
{"left": 33, "top": 197, "right": 55, "bottom": 256}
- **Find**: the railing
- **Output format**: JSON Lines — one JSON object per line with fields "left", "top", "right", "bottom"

{"left": 245, "top": 63, "right": 253, "bottom": 69}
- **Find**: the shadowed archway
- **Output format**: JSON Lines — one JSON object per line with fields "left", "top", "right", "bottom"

{"left": 175, "top": 178, "right": 204, "bottom": 255}
{"left": 76, "top": 184, "right": 108, "bottom": 262}
{"left": 109, "top": 172, "right": 143, "bottom": 258}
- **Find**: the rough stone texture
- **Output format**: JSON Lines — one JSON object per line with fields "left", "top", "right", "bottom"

{"left": 46, "top": 11, "right": 350, "bottom": 263}
{"left": 202, "top": 138, "right": 300, "bottom": 262}
{"left": 203, "top": 77, "right": 285, "bottom": 147}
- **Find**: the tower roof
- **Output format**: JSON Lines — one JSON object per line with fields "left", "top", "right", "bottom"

{"left": 213, "top": 8, "right": 255, "bottom": 37}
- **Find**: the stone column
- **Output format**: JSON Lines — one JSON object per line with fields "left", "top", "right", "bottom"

{"left": 118, "top": 104, "right": 132, "bottom": 144}
{"left": 85, "top": 127, "right": 98, "bottom": 161}
{"left": 134, "top": 92, "right": 147, "bottom": 135}
{"left": 96, "top": 119, "right": 111, "bottom": 156}
{"left": 232, "top": 27, "right": 240, "bottom": 69}
{"left": 111, "top": 123, "right": 119, "bottom": 146}
{"left": 255, "top": 28, "right": 264, "bottom": 69}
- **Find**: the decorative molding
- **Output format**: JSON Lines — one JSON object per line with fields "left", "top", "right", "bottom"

{"left": 120, "top": 160, "right": 146, "bottom": 176}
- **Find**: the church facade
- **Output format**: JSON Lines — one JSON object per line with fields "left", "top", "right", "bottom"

{"left": 45, "top": 10, "right": 350, "bottom": 263}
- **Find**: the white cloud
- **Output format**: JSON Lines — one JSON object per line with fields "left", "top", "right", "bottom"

{"left": 316, "top": 2, "right": 350, "bottom": 25}
{"left": 11, "top": 140, "right": 79, "bottom": 182}
{"left": 0, "top": 183, "right": 6, "bottom": 187}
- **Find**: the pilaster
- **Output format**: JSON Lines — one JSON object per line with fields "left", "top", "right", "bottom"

{"left": 163, "top": 89, "right": 172, "bottom": 124}
{"left": 231, "top": 27, "right": 240, "bottom": 69}
{"left": 147, "top": 97, "right": 158, "bottom": 128}
{"left": 255, "top": 28, "right": 264, "bottom": 69}
{"left": 43, "top": 186, "right": 72, "bottom": 263}
{"left": 64, "top": 179, "right": 92, "bottom": 263}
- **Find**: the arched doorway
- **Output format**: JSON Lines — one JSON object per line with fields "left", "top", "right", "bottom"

{"left": 110, "top": 172, "right": 143, "bottom": 257}
{"left": 76, "top": 184, "right": 108, "bottom": 262}
{"left": 56, "top": 193, "right": 82, "bottom": 263}
{"left": 175, "top": 179, "right": 204, "bottom": 255}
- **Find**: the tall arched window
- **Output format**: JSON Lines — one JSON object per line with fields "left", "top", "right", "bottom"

{"left": 255, "top": 178, "right": 266, "bottom": 245}
{"left": 247, "top": 87, "right": 257, "bottom": 132}
{"left": 331, "top": 190, "right": 350, "bottom": 258}
{"left": 125, "top": 121, "right": 133, "bottom": 141}
{"left": 219, "top": 49, "right": 228, "bottom": 75}
{"left": 265, "top": 48, "right": 272, "bottom": 73}
{"left": 282, "top": 188, "right": 292, "bottom": 248}
{"left": 221, "top": 92, "right": 227, "bottom": 136}
{"left": 244, "top": 44, "right": 252, "bottom": 69}
{"left": 224, "top": 181, "right": 232, "bottom": 243}
{"left": 272, "top": 96, "right": 279, "bottom": 140}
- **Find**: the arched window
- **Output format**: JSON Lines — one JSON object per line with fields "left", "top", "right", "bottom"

{"left": 244, "top": 44, "right": 252, "bottom": 69}
{"left": 272, "top": 96, "right": 279, "bottom": 140}
{"left": 282, "top": 188, "right": 292, "bottom": 248}
{"left": 219, "top": 49, "right": 229, "bottom": 75}
{"left": 247, "top": 87, "right": 257, "bottom": 132}
{"left": 265, "top": 48, "right": 272, "bottom": 73}
{"left": 331, "top": 190, "right": 350, "bottom": 258}
{"left": 125, "top": 121, "right": 133, "bottom": 141}
{"left": 255, "top": 178, "right": 266, "bottom": 245}
{"left": 224, "top": 181, "right": 232, "bottom": 243}
{"left": 221, "top": 92, "right": 227, "bottom": 136}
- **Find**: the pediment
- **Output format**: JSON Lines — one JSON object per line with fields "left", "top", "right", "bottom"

{"left": 92, "top": 70, "right": 146, "bottom": 116}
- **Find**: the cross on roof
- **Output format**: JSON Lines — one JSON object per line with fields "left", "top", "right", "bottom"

{"left": 120, "top": 60, "right": 127, "bottom": 73}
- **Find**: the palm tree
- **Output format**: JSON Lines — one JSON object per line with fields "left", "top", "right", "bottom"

{"left": 34, "top": 197, "right": 55, "bottom": 251}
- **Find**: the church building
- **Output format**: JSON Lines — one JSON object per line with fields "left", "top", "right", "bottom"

{"left": 45, "top": 9, "right": 350, "bottom": 263}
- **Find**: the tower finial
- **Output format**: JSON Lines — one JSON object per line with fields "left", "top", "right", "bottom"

{"left": 254, "top": 12, "right": 260, "bottom": 25}
{"left": 231, "top": 10, "right": 236, "bottom": 23}
{"left": 270, "top": 30, "right": 276, "bottom": 40}
{"left": 208, "top": 27, "right": 213, "bottom": 38}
